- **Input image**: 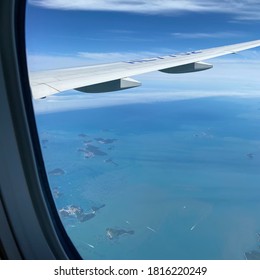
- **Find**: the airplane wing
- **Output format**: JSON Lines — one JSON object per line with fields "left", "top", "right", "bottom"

{"left": 29, "top": 40, "right": 260, "bottom": 99}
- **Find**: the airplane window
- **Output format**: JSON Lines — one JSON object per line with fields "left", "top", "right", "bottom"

{"left": 26, "top": 1, "right": 260, "bottom": 260}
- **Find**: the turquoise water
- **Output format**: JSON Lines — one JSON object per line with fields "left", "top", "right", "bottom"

{"left": 35, "top": 97, "right": 260, "bottom": 259}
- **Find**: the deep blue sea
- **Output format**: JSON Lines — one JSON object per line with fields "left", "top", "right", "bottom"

{"left": 35, "top": 97, "right": 260, "bottom": 260}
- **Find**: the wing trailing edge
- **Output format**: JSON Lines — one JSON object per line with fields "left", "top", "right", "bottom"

{"left": 29, "top": 39, "right": 260, "bottom": 99}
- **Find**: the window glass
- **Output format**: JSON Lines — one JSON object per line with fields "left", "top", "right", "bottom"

{"left": 26, "top": 1, "right": 260, "bottom": 260}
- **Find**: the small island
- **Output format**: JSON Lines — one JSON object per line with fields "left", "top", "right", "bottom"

{"left": 246, "top": 153, "right": 254, "bottom": 159}
{"left": 52, "top": 187, "right": 63, "bottom": 199}
{"left": 106, "top": 228, "right": 134, "bottom": 240}
{"left": 95, "top": 138, "right": 118, "bottom": 144}
{"left": 48, "top": 168, "right": 65, "bottom": 176}
{"left": 245, "top": 250, "right": 260, "bottom": 260}
{"left": 41, "top": 139, "right": 48, "bottom": 145}
{"left": 78, "top": 133, "right": 88, "bottom": 138}
{"left": 85, "top": 144, "right": 107, "bottom": 156}
{"left": 59, "top": 204, "right": 105, "bottom": 223}
{"left": 104, "top": 158, "right": 118, "bottom": 166}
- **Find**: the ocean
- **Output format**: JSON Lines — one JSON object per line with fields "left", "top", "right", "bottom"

{"left": 35, "top": 96, "right": 260, "bottom": 259}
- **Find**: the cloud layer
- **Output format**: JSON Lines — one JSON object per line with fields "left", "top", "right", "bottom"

{"left": 29, "top": 0, "right": 260, "bottom": 21}
{"left": 34, "top": 88, "right": 260, "bottom": 114}
{"left": 171, "top": 32, "right": 245, "bottom": 39}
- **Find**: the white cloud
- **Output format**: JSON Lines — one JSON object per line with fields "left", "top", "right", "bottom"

{"left": 29, "top": 0, "right": 260, "bottom": 21}
{"left": 171, "top": 32, "right": 244, "bottom": 39}
{"left": 33, "top": 88, "right": 260, "bottom": 114}
{"left": 27, "top": 54, "right": 89, "bottom": 71}
{"left": 28, "top": 0, "right": 212, "bottom": 13}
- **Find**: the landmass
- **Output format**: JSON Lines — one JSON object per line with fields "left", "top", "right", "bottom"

{"left": 41, "top": 139, "right": 49, "bottom": 149}
{"left": 77, "top": 133, "right": 119, "bottom": 161}
{"left": 59, "top": 205, "right": 82, "bottom": 218}
{"left": 244, "top": 232, "right": 260, "bottom": 259}
{"left": 59, "top": 205, "right": 96, "bottom": 222}
{"left": 108, "top": 146, "right": 115, "bottom": 150}
{"left": 91, "top": 204, "right": 105, "bottom": 212}
{"left": 85, "top": 151, "right": 95, "bottom": 158}
{"left": 95, "top": 138, "right": 118, "bottom": 144}
{"left": 78, "top": 145, "right": 108, "bottom": 157}
{"left": 78, "top": 133, "right": 88, "bottom": 138}
{"left": 104, "top": 158, "right": 118, "bottom": 166}
{"left": 78, "top": 212, "right": 95, "bottom": 222}
{"left": 77, "top": 148, "right": 86, "bottom": 153}
{"left": 193, "top": 132, "right": 213, "bottom": 138}
{"left": 59, "top": 204, "right": 105, "bottom": 223}
{"left": 85, "top": 144, "right": 107, "bottom": 156}
{"left": 106, "top": 228, "right": 134, "bottom": 240}
{"left": 245, "top": 250, "right": 260, "bottom": 260}
{"left": 52, "top": 187, "right": 63, "bottom": 199}
{"left": 48, "top": 168, "right": 65, "bottom": 176}
{"left": 246, "top": 153, "right": 254, "bottom": 159}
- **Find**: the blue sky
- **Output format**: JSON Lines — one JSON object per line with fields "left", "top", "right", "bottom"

{"left": 26, "top": 0, "right": 260, "bottom": 112}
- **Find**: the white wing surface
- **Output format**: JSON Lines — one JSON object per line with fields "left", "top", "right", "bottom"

{"left": 29, "top": 40, "right": 260, "bottom": 99}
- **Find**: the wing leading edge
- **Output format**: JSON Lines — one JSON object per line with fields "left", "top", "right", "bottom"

{"left": 29, "top": 40, "right": 260, "bottom": 99}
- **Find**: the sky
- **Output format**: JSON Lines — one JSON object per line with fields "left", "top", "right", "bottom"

{"left": 26, "top": 0, "right": 260, "bottom": 113}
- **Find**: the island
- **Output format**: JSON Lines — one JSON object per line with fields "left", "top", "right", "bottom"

{"left": 59, "top": 203, "right": 105, "bottom": 223}
{"left": 78, "top": 133, "right": 88, "bottom": 138}
{"left": 106, "top": 228, "right": 134, "bottom": 240}
{"left": 95, "top": 138, "right": 118, "bottom": 144}
{"left": 245, "top": 250, "right": 260, "bottom": 260}
{"left": 52, "top": 187, "right": 63, "bottom": 199}
{"left": 48, "top": 168, "right": 65, "bottom": 176}
{"left": 85, "top": 144, "right": 107, "bottom": 156}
